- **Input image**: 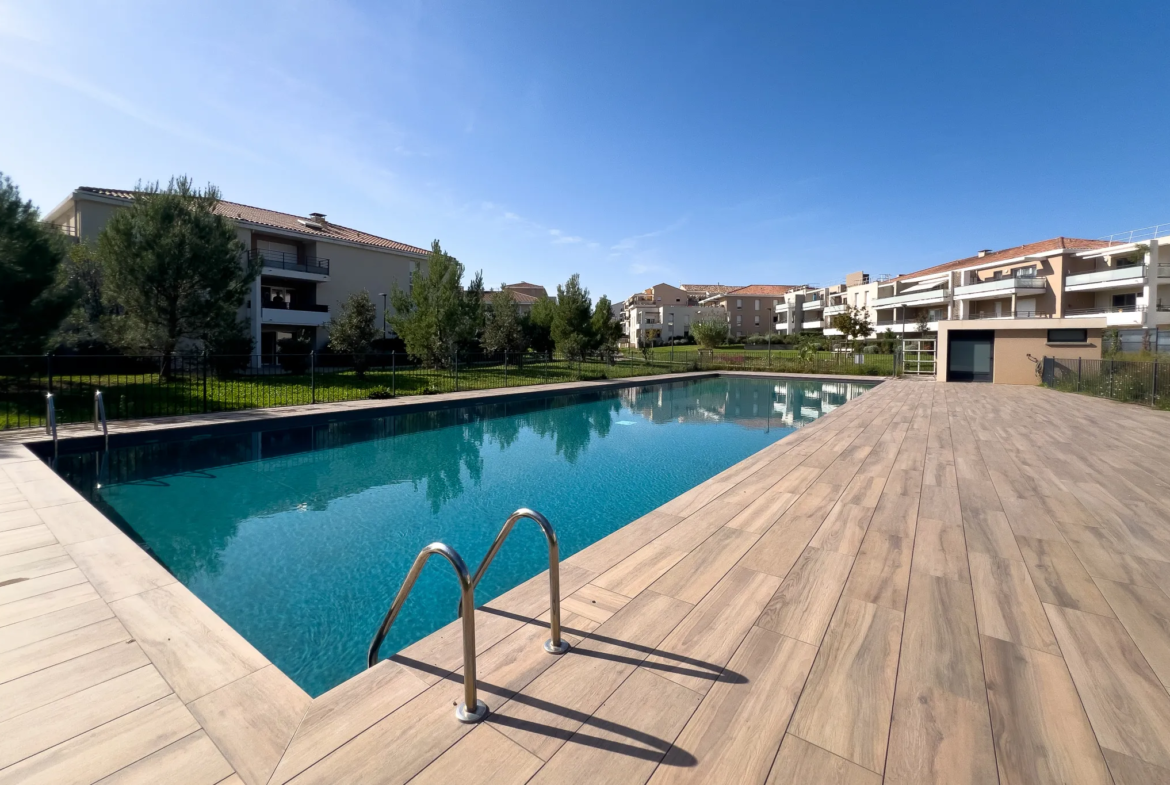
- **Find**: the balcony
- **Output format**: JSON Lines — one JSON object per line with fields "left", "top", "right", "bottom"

{"left": 871, "top": 286, "right": 950, "bottom": 308}
{"left": 250, "top": 250, "right": 330, "bottom": 280}
{"left": 261, "top": 302, "right": 330, "bottom": 328}
{"left": 1105, "top": 305, "right": 1146, "bottom": 326}
{"left": 824, "top": 303, "right": 847, "bottom": 316}
{"left": 966, "top": 310, "right": 1055, "bottom": 320}
{"left": 775, "top": 301, "right": 790, "bottom": 312}
{"left": 802, "top": 299, "right": 825, "bottom": 311}
{"left": 800, "top": 319, "right": 825, "bottom": 330}
{"left": 1064, "top": 265, "right": 1144, "bottom": 292}
{"left": 954, "top": 276, "right": 1047, "bottom": 300}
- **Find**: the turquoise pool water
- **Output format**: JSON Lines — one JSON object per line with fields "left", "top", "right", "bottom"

{"left": 55, "top": 376, "right": 873, "bottom": 696}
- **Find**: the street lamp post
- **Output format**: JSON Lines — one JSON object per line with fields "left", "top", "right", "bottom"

{"left": 379, "top": 292, "right": 388, "bottom": 341}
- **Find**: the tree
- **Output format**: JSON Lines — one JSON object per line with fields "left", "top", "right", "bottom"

{"left": 483, "top": 287, "right": 527, "bottom": 355}
{"left": 691, "top": 318, "right": 729, "bottom": 349}
{"left": 914, "top": 310, "right": 931, "bottom": 336}
{"left": 830, "top": 305, "right": 874, "bottom": 349}
{"left": 98, "top": 177, "right": 258, "bottom": 368}
{"left": 551, "top": 274, "right": 593, "bottom": 359}
{"left": 388, "top": 240, "right": 481, "bottom": 367}
{"left": 53, "top": 240, "right": 112, "bottom": 352}
{"left": 0, "top": 173, "right": 75, "bottom": 353}
{"left": 523, "top": 295, "right": 556, "bottom": 353}
{"left": 328, "top": 290, "right": 379, "bottom": 375}
{"left": 590, "top": 295, "right": 622, "bottom": 360}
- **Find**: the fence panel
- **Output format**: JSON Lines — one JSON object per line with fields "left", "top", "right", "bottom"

{"left": 0, "top": 349, "right": 899, "bottom": 430}
{"left": 1043, "top": 356, "right": 1170, "bottom": 409}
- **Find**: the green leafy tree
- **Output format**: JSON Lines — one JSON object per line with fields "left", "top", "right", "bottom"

{"left": 551, "top": 274, "right": 593, "bottom": 359}
{"left": 483, "top": 287, "right": 527, "bottom": 354}
{"left": 388, "top": 241, "right": 482, "bottom": 367}
{"left": 830, "top": 305, "right": 874, "bottom": 349}
{"left": 523, "top": 295, "right": 556, "bottom": 353}
{"left": 328, "top": 290, "right": 379, "bottom": 375}
{"left": 98, "top": 177, "right": 258, "bottom": 369}
{"left": 914, "top": 310, "right": 931, "bottom": 335}
{"left": 690, "top": 317, "right": 729, "bottom": 349}
{"left": 589, "top": 295, "right": 622, "bottom": 360}
{"left": 53, "top": 240, "right": 111, "bottom": 351}
{"left": 0, "top": 173, "right": 75, "bottom": 353}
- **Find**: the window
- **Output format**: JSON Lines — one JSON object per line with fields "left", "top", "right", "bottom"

{"left": 754, "top": 316, "right": 760, "bottom": 325}
{"left": 736, "top": 315, "right": 742, "bottom": 325}
{"left": 1112, "top": 292, "right": 1137, "bottom": 310}
{"left": 736, "top": 299, "right": 743, "bottom": 309}
{"left": 1014, "top": 266, "right": 1037, "bottom": 278}
{"left": 773, "top": 315, "right": 779, "bottom": 323}
{"left": 754, "top": 300, "right": 760, "bottom": 310}
{"left": 1048, "top": 329, "right": 1088, "bottom": 344}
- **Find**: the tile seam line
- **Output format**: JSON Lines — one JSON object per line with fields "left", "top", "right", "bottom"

{"left": 0, "top": 692, "right": 175, "bottom": 777}
{"left": 0, "top": 663, "right": 167, "bottom": 773}
{"left": 0, "top": 615, "right": 132, "bottom": 686}
{"left": 0, "top": 640, "right": 155, "bottom": 725}
{"left": 0, "top": 575, "right": 93, "bottom": 611}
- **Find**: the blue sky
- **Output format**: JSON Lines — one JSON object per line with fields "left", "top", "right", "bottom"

{"left": 1, "top": 1, "right": 1166, "bottom": 302}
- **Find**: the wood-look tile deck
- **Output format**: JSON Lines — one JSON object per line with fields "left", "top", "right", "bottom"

{"left": 4, "top": 378, "right": 1170, "bottom": 783}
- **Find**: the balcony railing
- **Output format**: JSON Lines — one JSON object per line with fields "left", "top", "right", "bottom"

{"left": 42, "top": 222, "right": 79, "bottom": 242}
{"left": 250, "top": 249, "right": 330, "bottom": 276}
{"left": 967, "top": 310, "right": 1054, "bottom": 319}
{"left": 264, "top": 301, "right": 329, "bottom": 313}
{"left": 1064, "top": 265, "right": 1143, "bottom": 288}
{"left": 954, "top": 276, "right": 1047, "bottom": 298}
{"left": 871, "top": 287, "right": 950, "bottom": 307}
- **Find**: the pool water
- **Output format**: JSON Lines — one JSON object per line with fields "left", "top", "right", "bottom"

{"left": 55, "top": 376, "right": 872, "bottom": 696}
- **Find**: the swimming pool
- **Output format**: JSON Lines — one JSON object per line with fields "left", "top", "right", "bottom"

{"left": 54, "top": 376, "right": 873, "bottom": 696}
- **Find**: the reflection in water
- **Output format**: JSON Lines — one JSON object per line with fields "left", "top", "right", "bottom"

{"left": 52, "top": 376, "right": 873, "bottom": 696}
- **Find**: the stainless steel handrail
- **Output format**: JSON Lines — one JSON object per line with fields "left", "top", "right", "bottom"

{"left": 45, "top": 393, "right": 57, "bottom": 457}
{"left": 367, "top": 542, "right": 488, "bottom": 723}
{"left": 93, "top": 390, "right": 108, "bottom": 448}
{"left": 462, "top": 508, "right": 569, "bottom": 655}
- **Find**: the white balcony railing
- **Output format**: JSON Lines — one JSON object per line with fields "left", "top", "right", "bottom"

{"left": 802, "top": 300, "right": 825, "bottom": 310}
{"left": 954, "top": 276, "right": 1047, "bottom": 300}
{"left": 871, "top": 288, "right": 950, "bottom": 308}
{"left": 1065, "top": 265, "right": 1145, "bottom": 289}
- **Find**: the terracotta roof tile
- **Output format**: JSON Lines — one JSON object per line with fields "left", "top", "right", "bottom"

{"left": 724, "top": 284, "right": 797, "bottom": 296}
{"left": 681, "top": 283, "right": 740, "bottom": 295}
{"left": 77, "top": 187, "right": 429, "bottom": 256}
{"left": 894, "top": 237, "right": 1114, "bottom": 281}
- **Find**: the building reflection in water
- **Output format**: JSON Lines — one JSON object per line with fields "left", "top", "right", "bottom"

{"left": 619, "top": 378, "right": 871, "bottom": 431}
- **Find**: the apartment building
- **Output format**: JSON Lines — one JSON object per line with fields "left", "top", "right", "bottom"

{"left": 482, "top": 282, "right": 549, "bottom": 316}
{"left": 45, "top": 187, "right": 428, "bottom": 355}
{"left": 700, "top": 285, "right": 795, "bottom": 339}
{"left": 619, "top": 283, "right": 726, "bottom": 347}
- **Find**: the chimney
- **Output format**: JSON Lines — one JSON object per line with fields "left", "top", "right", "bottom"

{"left": 977, "top": 249, "right": 992, "bottom": 258}
{"left": 309, "top": 212, "right": 327, "bottom": 225}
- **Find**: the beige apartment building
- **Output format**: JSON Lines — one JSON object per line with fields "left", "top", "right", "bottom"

{"left": 482, "top": 282, "right": 549, "bottom": 316}
{"left": 806, "top": 234, "right": 1170, "bottom": 384}
{"left": 45, "top": 187, "right": 429, "bottom": 355}
{"left": 699, "top": 285, "right": 795, "bottom": 339}
{"left": 619, "top": 283, "right": 726, "bottom": 347}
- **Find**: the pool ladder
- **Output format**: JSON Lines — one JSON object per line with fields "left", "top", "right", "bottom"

{"left": 367, "top": 508, "right": 567, "bottom": 723}
{"left": 94, "top": 390, "right": 108, "bottom": 448}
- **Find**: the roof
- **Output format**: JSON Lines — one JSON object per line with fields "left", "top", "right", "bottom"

{"left": 483, "top": 290, "right": 540, "bottom": 304}
{"left": 681, "top": 283, "right": 739, "bottom": 295}
{"left": 76, "top": 187, "right": 429, "bottom": 256}
{"left": 724, "top": 284, "right": 797, "bottom": 296}
{"left": 893, "top": 237, "right": 1114, "bottom": 282}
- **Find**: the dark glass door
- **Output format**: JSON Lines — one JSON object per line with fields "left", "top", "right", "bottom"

{"left": 948, "top": 331, "right": 994, "bottom": 382}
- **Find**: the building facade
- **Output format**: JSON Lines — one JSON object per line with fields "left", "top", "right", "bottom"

{"left": 45, "top": 187, "right": 429, "bottom": 355}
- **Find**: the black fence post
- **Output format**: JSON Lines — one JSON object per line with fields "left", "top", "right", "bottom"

{"left": 454, "top": 353, "right": 459, "bottom": 392}
{"left": 392, "top": 352, "right": 396, "bottom": 397}
{"left": 504, "top": 350, "right": 509, "bottom": 388}
{"left": 202, "top": 352, "right": 208, "bottom": 413}
{"left": 311, "top": 351, "right": 316, "bottom": 404}
{"left": 1077, "top": 357, "right": 1082, "bottom": 392}
{"left": 1153, "top": 360, "right": 1159, "bottom": 407}
{"left": 1109, "top": 359, "right": 1114, "bottom": 399}
{"left": 46, "top": 353, "right": 52, "bottom": 394}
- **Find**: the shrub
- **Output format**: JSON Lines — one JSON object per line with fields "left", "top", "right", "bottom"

{"left": 276, "top": 336, "right": 311, "bottom": 374}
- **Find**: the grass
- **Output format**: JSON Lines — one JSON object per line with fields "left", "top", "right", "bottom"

{"left": 5, "top": 350, "right": 895, "bottom": 430}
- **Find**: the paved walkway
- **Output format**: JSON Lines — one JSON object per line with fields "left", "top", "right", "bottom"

{"left": 3, "top": 379, "right": 1170, "bottom": 783}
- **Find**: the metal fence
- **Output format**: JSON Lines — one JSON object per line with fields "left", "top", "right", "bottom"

{"left": 1041, "top": 356, "right": 1170, "bottom": 409}
{"left": 0, "top": 349, "right": 898, "bottom": 430}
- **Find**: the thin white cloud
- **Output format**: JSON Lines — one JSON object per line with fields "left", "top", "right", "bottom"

{"left": 610, "top": 215, "right": 689, "bottom": 253}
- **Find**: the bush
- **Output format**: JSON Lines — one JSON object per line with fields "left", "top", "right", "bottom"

{"left": 276, "top": 336, "right": 311, "bottom": 374}
{"left": 368, "top": 387, "right": 394, "bottom": 400}
{"left": 206, "top": 330, "right": 254, "bottom": 377}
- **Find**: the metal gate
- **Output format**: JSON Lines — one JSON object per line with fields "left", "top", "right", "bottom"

{"left": 902, "top": 338, "right": 936, "bottom": 376}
